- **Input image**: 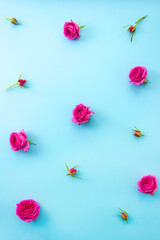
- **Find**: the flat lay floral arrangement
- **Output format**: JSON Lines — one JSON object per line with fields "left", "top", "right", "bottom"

{"left": 4, "top": 8, "right": 159, "bottom": 236}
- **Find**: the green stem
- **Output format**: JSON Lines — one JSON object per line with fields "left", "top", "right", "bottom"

{"left": 135, "top": 15, "right": 147, "bottom": 25}
{"left": 123, "top": 25, "right": 131, "bottom": 28}
{"left": 28, "top": 140, "right": 36, "bottom": 145}
{"left": 18, "top": 73, "right": 22, "bottom": 81}
{"left": 6, "top": 82, "right": 18, "bottom": 90}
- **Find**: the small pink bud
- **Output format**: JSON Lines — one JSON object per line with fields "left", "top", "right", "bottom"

{"left": 118, "top": 208, "right": 128, "bottom": 223}
{"left": 18, "top": 79, "right": 26, "bottom": 86}
{"left": 65, "top": 164, "right": 81, "bottom": 179}
{"left": 69, "top": 168, "right": 77, "bottom": 176}
{"left": 6, "top": 18, "right": 20, "bottom": 24}
{"left": 129, "top": 25, "right": 136, "bottom": 33}
{"left": 132, "top": 127, "right": 144, "bottom": 138}
{"left": 6, "top": 74, "right": 28, "bottom": 90}
{"left": 124, "top": 15, "right": 147, "bottom": 42}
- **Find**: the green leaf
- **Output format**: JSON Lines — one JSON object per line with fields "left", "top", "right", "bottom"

{"left": 135, "top": 15, "right": 147, "bottom": 25}
{"left": 65, "top": 163, "right": 70, "bottom": 172}
{"left": 123, "top": 25, "right": 131, "bottom": 28}
{"left": 79, "top": 25, "right": 85, "bottom": 29}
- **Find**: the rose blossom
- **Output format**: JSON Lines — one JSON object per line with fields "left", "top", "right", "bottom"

{"left": 64, "top": 20, "right": 80, "bottom": 40}
{"left": 129, "top": 66, "right": 148, "bottom": 85}
{"left": 132, "top": 127, "right": 144, "bottom": 138}
{"left": 65, "top": 163, "right": 81, "bottom": 179}
{"left": 69, "top": 168, "right": 77, "bottom": 176}
{"left": 9, "top": 129, "right": 35, "bottom": 152}
{"left": 129, "top": 25, "right": 135, "bottom": 33}
{"left": 118, "top": 208, "right": 128, "bottom": 223}
{"left": 72, "top": 104, "right": 94, "bottom": 125}
{"left": 16, "top": 199, "right": 40, "bottom": 222}
{"left": 123, "top": 15, "right": 147, "bottom": 42}
{"left": 137, "top": 175, "right": 158, "bottom": 195}
{"left": 6, "top": 73, "right": 28, "bottom": 90}
{"left": 6, "top": 17, "right": 20, "bottom": 24}
{"left": 18, "top": 79, "right": 26, "bottom": 86}
{"left": 64, "top": 20, "right": 85, "bottom": 40}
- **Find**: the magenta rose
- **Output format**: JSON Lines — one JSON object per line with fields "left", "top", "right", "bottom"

{"left": 16, "top": 199, "right": 40, "bottom": 222}
{"left": 10, "top": 129, "right": 30, "bottom": 152}
{"left": 129, "top": 66, "right": 147, "bottom": 85}
{"left": 7, "top": 74, "right": 28, "bottom": 90}
{"left": 137, "top": 175, "right": 158, "bottom": 195}
{"left": 64, "top": 20, "right": 80, "bottom": 40}
{"left": 129, "top": 25, "right": 135, "bottom": 33}
{"left": 18, "top": 79, "right": 26, "bottom": 86}
{"left": 72, "top": 104, "right": 94, "bottom": 125}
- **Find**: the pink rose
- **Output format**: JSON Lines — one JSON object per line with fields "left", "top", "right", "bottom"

{"left": 129, "top": 25, "right": 135, "bottom": 33}
{"left": 16, "top": 199, "right": 40, "bottom": 222}
{"left": 64, "top": 20, "right": 80, "bottom": 40}
{"left": 6, "top": 74, "right": 28, "bottom": 90}
{"left": 129, "top": 66, "right": 147, "bottom": 85}
{"left": 65, "top": 163, "right": 81, "bottom": 179}
{"left": 10, "top": 129, "right": 30, "bottom": 152}
{"left": 132, "top": 127, "right": 144, "bottom": 138}
{"left": 6, "top": 17, "right": 20, "bottom": 24}
{"left": 69, "top": 168, "right": 77, "bottom": 176}
{"left": 18, "top": 79, "right": 26, "bottom": 86}
{"left": 72, "top": 104, "right": 94, "bottom": 125}
{"left": 137, "top": 175, "right": 158, "bottom": 195}
{"left": 118, "top": 208, "right": 128, "bottom": 224}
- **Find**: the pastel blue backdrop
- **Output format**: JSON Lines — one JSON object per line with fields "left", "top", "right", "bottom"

{"left": 0, "top": 0, "right": 160, "bottom": 239}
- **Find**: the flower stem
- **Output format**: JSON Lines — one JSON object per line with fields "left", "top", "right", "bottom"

{"left": 6, "top": 82, "right": 18, "bottom": 90}
{"left": 28, "top": 140, "right": 36, "bottom": 145}
{"left": 18, "top": 73, "right": 22, "bottom": 81}
{"left": 135, "top": 15, "right": 147, "bottom": 25}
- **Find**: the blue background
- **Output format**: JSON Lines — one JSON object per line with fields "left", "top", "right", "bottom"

{"left": 0, "top": 0, "right": 160, "bottom": 239}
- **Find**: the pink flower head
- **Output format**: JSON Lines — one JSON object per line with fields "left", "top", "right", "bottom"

{"left": 16, "top": 199, "right": 40, "bottom": 222}
{"left": 64, "top": 20, "right": 85, "bottom": 40}
{"left": 18, "top": 79, "right": 26, "bottom": 86}
{"left": 9, "top": 129, "right": 35, "bottom": 152}
{"left": 69, "top": 168, "right": 77, "bottom": 176}
{"left": 129, "top": 25, "right": 136, "bottom": 33}
{"left": 6, "top": 18, "right": 20, "bottom": 24}
{"left": 132, "top": 127, "right": 144, "bottom": 138}
{"left": 137, "top": 175, "right": 158, "bottom": 195}
{"left": 118, "top": 208, "right": 128, "bottom": 223}
{"left": 123, "top": 15, "right": 147, "bottom": 42}
{"left": 65, "top": 164, "right": 81, "bottom": 179}
{"left": 72, "top": 104, "right": 94, "bottom": 125}
{"left": 10, "top": 129, "right": 30, "bottom": 152}
{"left": 6, "top": 74, "right": 28, "bottom": 90}
{"left": 129, "top": 66, "right": 148, "bottom": 85}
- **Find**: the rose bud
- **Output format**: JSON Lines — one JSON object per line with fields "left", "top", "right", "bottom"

{"left": 118, "top": 208, "right": 128, "bottom": 223}
{"left": 128, "top": 25, "right": 136, "bottom": 33}
{"left": 137, "top": 175, "right": 158, "bottom": 195}
{"left": 9, "top": 129, "right": 36, "bottom": 152}
{"left": 129, "top": 66, "right": 148, "bottom": 85}
{"left": 123, "top": 15, "right": 147, "bottom": 41}
{"left": 6, "top": 73, "right": 28, "bottom": 90}
{"left": 6, "top": 18, "right": 20, "bottom": 24}
{"left": 65, "top": 163, "right": 81, "bottom": 179}
{"left": 132, "top": 127, "right": 144, "bottom": 138}
{"left": 64, "top": 19, "right": 85, "bottom": 40}
{"left": 16, "top": 199, "right": 40, "bottom": 222}
{"left": 72, "top": 104, "right": 94, "bottom": 125}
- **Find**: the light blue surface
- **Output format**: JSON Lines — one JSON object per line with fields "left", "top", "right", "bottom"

{"left": 0, "top": 0, "right": 160, "bottom": 239}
